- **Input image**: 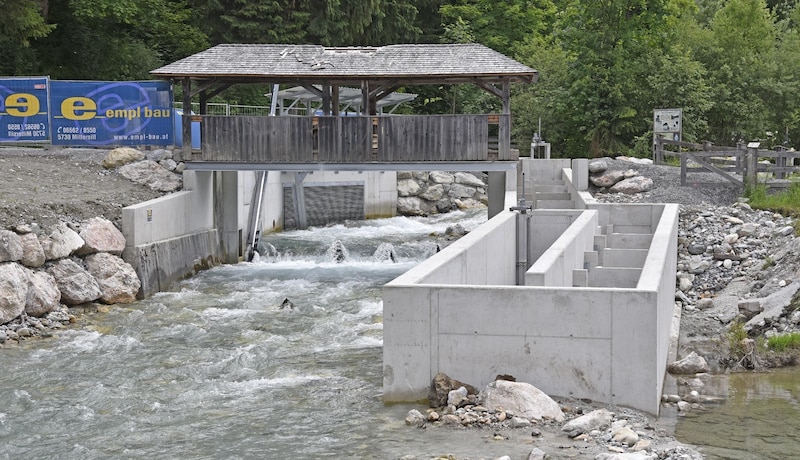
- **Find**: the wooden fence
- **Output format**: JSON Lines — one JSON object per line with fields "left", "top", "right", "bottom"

{"left": 195, "top": 114, "right": 515, "bottom": 164}
{"left": 654, "top": 137, "right": 800, "bottom": 188}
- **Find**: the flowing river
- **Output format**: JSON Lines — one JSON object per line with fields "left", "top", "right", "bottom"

{"left": 2, "top": 208, "right": 798, "bottom": 459}
{"left": 0, "top": 209, "right": 536, "bottom": 459}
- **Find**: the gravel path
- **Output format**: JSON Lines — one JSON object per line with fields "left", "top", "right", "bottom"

{"left": 0, "top": 146, "right": 165, "bottom": 231}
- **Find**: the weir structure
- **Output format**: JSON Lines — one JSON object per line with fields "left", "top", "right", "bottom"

{"left": 125, "top": 43, "right": 536, "bottom": 295}
{"left": 382, "top": 159, "right": 678, "bottom": 415}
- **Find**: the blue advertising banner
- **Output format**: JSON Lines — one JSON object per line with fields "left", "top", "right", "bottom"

{"left": 0, "top": 77, "right": 50, "bottom": 143}
{"left": 50, "top": 81, "right": 173, "bottom": 146}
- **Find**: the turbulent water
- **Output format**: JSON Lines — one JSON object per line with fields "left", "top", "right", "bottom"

{"left": 0, "top": 209, "right": 537, "bottom": 459}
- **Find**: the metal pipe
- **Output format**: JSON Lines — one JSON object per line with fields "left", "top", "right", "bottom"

{"left": 509, "top": 173, "right": 532, "bottom": 285}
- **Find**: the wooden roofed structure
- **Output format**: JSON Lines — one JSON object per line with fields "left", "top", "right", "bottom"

{"left": 151, "top": 43, "right": 538, "bottom": 171}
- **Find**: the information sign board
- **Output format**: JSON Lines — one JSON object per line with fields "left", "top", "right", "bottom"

{"left": 50, "top": 81, "right": 173, "bottom": 146}
{"left": 0, "top": 77, "right": 50, "bottom": 142}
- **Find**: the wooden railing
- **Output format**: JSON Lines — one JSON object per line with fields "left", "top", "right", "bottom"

{"left": 654, "top": 137, "right": 800, "bottom": 188}
{"left": 194, "top": 114, "right": 516, "bottom": 163}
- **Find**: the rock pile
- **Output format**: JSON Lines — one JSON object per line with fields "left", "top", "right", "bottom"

{"left": 404, "top": 373, "right": 704, "bottom": 459}
{"left": 0, "top": 217, "right": 140, "bottom": 345}
{"left": 588, "top": 159, "right": 655, "bottom": 194}
{"left": 675, "top": 201, "right": 799, "bottom": 337}
{"left": 397, "top": 171, "right": 488, "bottom": 216}
{"left": 0, "top": 147, "right": 184, "bottom": 345}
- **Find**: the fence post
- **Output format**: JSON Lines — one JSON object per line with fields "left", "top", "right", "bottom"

{"left": 680, "top": 150, "right": 687, "bottom": 186}
{"left": 654, "top": 136, "right": 663, "bottom": 164}
{"left": 745, "top": 145, "right": 759, "bottom": 188}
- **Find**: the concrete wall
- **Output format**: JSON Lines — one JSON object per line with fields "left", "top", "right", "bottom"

{"left": 122, "top": 170, "right": 220, "bottom": 298}
{"left": 383, "top": 193, "right": 679, "bottom": 414}
{"left": 526, "top": 210, "right": 598, "bottom": 287}
{"left": 391, "top": 210, "right": 518, "bottom": 287}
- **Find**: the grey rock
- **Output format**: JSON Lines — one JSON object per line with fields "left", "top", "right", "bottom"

{"left": 0, "top": 263, "right": 29, "bottom": 324}
{"left": 0, "top": 230, "right": 23, "bottom": 263}
{"left": 41, "top": 223, "right": 84, "bottom": 260}
{"left": 668, "top": 351, "right": 710, "bottom": 375}
{"left": 397, "top": 178, "right": 421, "bottom": 197}
{"left": 454, "top": 172, "right": 485, "bottom": 187}
{"left": 480, "top": 380, "right": 564, "bottom": 422}
{"left": 25, "top": 270, "right": 61, "bottom": 317}
{"left": 77, "top": 217, "right": 126, "bottom": 256}
{"left": 429, "top": 171, "right": 454, "bottom": 184}
{"left": 119, "top": 160, "right": 182, "bottom": 192}
{"left": 588, "top": 159, "right": 608, "bottom": 174}
{"left": 419, "top": 184, "right": 445, "bottom": 201}
{"left": 590, "top": 170, "right": 625, "bottom": 188}
{"left": 47, "top": 258, "right": 102, "bottom": 305}
{"left": 19, "top": 232, "right": 45, "bottom": 268}
{"left": 84, "top": 252, "right": 141, "bottom": 304}
{"left": 561, "top": 408, "right": 612, "bottom": 436}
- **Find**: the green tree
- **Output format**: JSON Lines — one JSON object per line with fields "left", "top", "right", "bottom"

{"left": 0, "top": 0, "right": 55, "bottom": 75}
{"left": 32, "top": 0, "right": 207, "bottom": 80}
{"left": 551, "top": 0, "right": 697, "bottom": 157}
{"left": 305, "top": 0, "right": 421, "bottom": 46}
{"left": 439, "top": 0, "right": 556, "bottom": 56}
{"left": 700, "top": 0, "right": 778, "bottom": 144}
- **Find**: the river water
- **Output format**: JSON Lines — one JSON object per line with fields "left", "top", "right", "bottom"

{"left": 1, "top": 209, "right": 797, "bottom": 459}
{"left": 673, "top": 369, "right": 800, "bottom": 459}
{"left": 0, "top": 209, "right": 537, "bottom": 459}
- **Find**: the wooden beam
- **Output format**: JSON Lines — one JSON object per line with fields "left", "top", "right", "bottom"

{"left": 472, "top": 79, "right": 503, "bottom": 99}
{"left": 181, "top": 78, "right": 192, "bottom": 159}
{"left": 322, "top": 82, "right": 331, "bottom": 115}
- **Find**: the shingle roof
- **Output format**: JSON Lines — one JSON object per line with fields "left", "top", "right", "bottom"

{"left": 151, "top": 44, "right": 537, "bottom": 84}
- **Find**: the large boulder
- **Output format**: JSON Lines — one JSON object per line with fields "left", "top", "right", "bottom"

{"left": 102, "top": 147, "right": 145, "bottom": 169}
{"left": 0, "top": 263, "right": 29, "bottom": 323}
{"left": 397, "top": 197, "right": 426, "bottom": 216}
{"left": 667, "top": 351, "right": 710, "bottom": 375}
{"left": 84, "top": 252, "right": 140, "bottom": 304}
{"left": 397, "top": 178, "right": 421, "bottom": 197}
{"left": 454, "top": 172, "right": 485, "bottom": 187}
{"left": 77, "top": 217, "right": 126, "bottom": 256}
{"left": 609, "top": 176, "right": 654, "bottom": 194}
{"left": 119, "top": 160, "right": 182, "bottom": 192}
{"left": 0, "top": 229, "right": 23, "bottom": 263}
{"left": 479, "top": 380, "right": 565, "bottom": 422}
{"left": 590, "top": 169, "right": 625, "bottom": 188}
{"left": 47, "top": 258, "right": 102, "bottom": 305}
{"left": 429, "top": 171, "right": 454, "bottom": 184}
{"left": 41, "top": 223, "right": 85, "bottom": 260}
{"left": 19, "top": 232, "right": 45, "bottom": 268}
{"left": 25, "top": 270, "right": 61, "bottom": 317}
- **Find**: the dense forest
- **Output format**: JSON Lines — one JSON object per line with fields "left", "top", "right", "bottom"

{"left": 3, "top": 0, "right": 800, "bottom": 157}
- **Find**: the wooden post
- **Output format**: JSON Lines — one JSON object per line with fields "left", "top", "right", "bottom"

{"left": 680, "top": 149, "right": 687, "bottom": 186}
{"left": 322, "top": 82, "right": 331, "bottom": 115}
{"left": 499, "top": 79, "right": 511, "bottom": 160}
{"left": 745, "top": 146, "right": 759, "bottom": 188}
{"left": 181, "top": 78, "right": 192, "bottom": 160}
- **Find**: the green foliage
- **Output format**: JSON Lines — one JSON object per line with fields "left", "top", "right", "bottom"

{"left": 744, "top": 182, "right": 800, "bottom": 217}
{"left": 767, "top": 332, "right": 800, "bottom": 352}
{"left": 30, "top": 0, "right": 207, "bottom": 80}
{"left": 728, "top": 320, "right": 750, "bottom": 359}
{"left": 0, "top": 0, "right": 55, "bottom": 75}
{"left": 439, "top": 0, "right": 556, "bottom": 56}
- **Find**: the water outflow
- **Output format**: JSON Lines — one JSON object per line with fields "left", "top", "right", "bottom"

{"left": 1, "top": 209, "right": 554, "bottom": 459}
